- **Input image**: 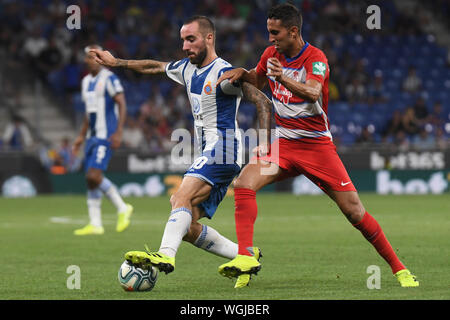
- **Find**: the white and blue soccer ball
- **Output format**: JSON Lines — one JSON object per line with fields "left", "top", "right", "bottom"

{"left": 118, "top": 260, "right": 158, "bottom": 292}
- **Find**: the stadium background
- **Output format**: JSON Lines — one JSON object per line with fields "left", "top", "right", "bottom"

{"left": 0, "top": 0, "right": 449, "bottom": 196}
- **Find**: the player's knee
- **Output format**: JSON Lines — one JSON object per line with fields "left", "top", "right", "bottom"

{"left": 170, "top": 191, "right": 192, "bottom": 209}
{"left": 340, "top": 196, "right": 364, "bottom": 224}
{"left": 233, "top": 176, "right": 253, "bottom": 190}
{"left": 169, "top": 194, "right": 176, "bottom": 207}
{"left": 85, "top": 172, "right": 101, "bottom": 189}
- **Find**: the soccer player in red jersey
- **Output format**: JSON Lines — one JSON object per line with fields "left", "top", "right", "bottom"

{"left": 217, "top": 3, "right": 418, "bottom": 288}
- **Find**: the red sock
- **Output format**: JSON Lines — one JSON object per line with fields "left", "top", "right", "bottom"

{"left": 234, "top": 188, "right": 257, "bottom": 256}
{"left": 353, "top": 212, "right": 406, "bottom": 274}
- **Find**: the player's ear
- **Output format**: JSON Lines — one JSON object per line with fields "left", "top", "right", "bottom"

{"left": 206, "top": 32, "right": 214, "bottom": 44}
{"left": 289, "top": 26, "right": 299, "bottom": 38}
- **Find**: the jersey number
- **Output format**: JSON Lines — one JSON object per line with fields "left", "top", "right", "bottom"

{"left": 96, "top": 145, "right": 107, "bottom": 164}
{"left": 192, "top": 156, "right": 208, "bottom": 169}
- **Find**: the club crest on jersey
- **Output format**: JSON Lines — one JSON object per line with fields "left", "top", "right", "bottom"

{"left": 204, "top": 81, "right": 213, "bottom": 95}
{"left": 285, "top": 67, "right": 305, "bottom": 83}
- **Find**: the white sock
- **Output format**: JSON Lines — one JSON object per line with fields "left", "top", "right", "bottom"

{"left": 99, "top": 177, "right": 128, "bottom": 213}
{"left": 194, "top": 225, "right": 238, "bottom": 259}
{"left": 87, "top": 198, "right": 102, "bottom": 229}
{"left": 87, "top": 189, "right": 102, "bottom": 227}
{"left": 158, "top": 207, "right": 192, "bottom": 258}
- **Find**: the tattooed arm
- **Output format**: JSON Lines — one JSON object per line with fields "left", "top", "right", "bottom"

{"left": 241, "top": 81, "right": 272, "bottom": 156}
{"left": 89, "top": 49, "right": 168, "bottom": 74}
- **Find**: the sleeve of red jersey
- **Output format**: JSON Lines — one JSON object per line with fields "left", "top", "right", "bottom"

{"left": 255, "top": 47, "right": 274, "bottom": 77}
{"left": 304, "top": 51, "right": 329, "bottom": 86}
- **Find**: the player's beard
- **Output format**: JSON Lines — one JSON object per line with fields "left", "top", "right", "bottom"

{"left": 188, "top": 46, "right": 207, "bottom": 66}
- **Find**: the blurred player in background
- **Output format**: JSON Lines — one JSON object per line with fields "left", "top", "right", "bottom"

{"left": 72, "top": 45, "right": 133, "bottom": 236}
{"left": 91, "top": 16, "right": 272, "bottom": 286}
{"left": 217, "top": 3, "right": 419, "bottom": 288}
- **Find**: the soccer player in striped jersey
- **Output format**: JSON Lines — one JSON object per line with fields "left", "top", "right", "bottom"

{"left": 73, "top": 45, "right": 133, "bottom": 236}
{"left": 217, "top": 3, "right": 418, "bottom": 288}
{"left": 90, "top": 16, "right": 271, "bottom": 283}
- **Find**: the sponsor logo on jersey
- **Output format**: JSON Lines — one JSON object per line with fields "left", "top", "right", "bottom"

{"left": 192, "top": 97, "right": 201, "bottom": 114}
{"left": 312, "top": 61, "right": 326, "bottom": 77}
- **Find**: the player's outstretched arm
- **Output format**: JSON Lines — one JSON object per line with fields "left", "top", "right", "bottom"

{"left": 267, "top": 57, "right": 322, "bottom": 103}
{"left": 218, "top": 68, "right": 267, "bottom": 90}
{"left": 90, "top": 49, "right": 168, "bottom": 74}
{"left": 241, "top": 81, "right": 272, "bottom": 156}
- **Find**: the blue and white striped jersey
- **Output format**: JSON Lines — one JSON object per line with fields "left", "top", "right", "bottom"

{"left": 81, "top": 68, "right": 124, "bottom": 139}
{"left": 166, "top": 57, "right": 244, "bottom": 166}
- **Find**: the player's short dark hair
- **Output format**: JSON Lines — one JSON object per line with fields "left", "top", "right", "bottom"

{"left": 268, "top": 3, "right": 302, "bottom": 34}
{"left": 183, "top": 15, "right": 216, "bottom": 38}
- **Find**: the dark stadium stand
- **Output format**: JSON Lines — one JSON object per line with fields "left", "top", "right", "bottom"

{"left": 1, "top": 0, "right": 449, "bottom": 152}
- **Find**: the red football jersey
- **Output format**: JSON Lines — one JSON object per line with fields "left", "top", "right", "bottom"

{"left": 256, "top": 42, "right": 331, "bottom": 142}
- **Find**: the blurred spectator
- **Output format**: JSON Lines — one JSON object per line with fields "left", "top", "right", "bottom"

{"left": 122, "top": 117, "right": 145, "bottom": 149}
{"left": 350, "top": 58, "right": 369, "bottom": 85}
{"left": 323, "top": 0, "right": 342, "bottom": 16}
{"left": 36, "top": 37, "right": 63, "bottom": 82}
{"left": 22, "top": 27, "right": 48, "bottom": 68}
{"left": 328, "top": 81, "right": 340, "bottom": 101}
{"left": 140, "top": 127, "right": 165, "bottom": 154}
{"left": 2, "top": 115, "right": 33, "bottom": 151}
{"left": 345, "top": 78, "right": 366, "bottom": 103}
{"left": 402, "top": 66, "right": 422, "bottom": 93}
{"left": 367, "top": 70, "right": 388, "bottom": 104}
{"left": 435, "top": 127, "right": 448, "bottom": 151}
{"left": 56, "top": 137, "right": 82, "bottom": 172}
{"left": 412, "top": 97, "right": 429, "bottom": 125}
{"left": 428, "top": 101, "right": 445, "bottom": 128}
{"left": 401, "top": 107, "right": 421, "bottom": 135}
{"left": 393, "top": 131, "right": 410, "bottom": 152}
{"left": 355, "top": 125, "right": 375, "bottom": 146}
{"left": 50, "top": 152, "right": 67, "bottom": 175}
{"left": 48, "top": 0, "right": 67, "bottom": 19}
{"left": 382, "top": 110, "right": 404, "bottom": 140}
{"left": 411, "top": 128, "right": 436, "bottom": 151}
{"left": 151, "top": 85, "right": 165, "bottom": 108}
{"left": 62, "top": 54, "right": 83, "bottom": 94}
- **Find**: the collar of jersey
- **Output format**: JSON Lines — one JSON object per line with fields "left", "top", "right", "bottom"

{"left": 90, "top": 67, "right": 105, "bottom": 80}
{"left": 195, "top": 57, "right": 219, "bottom": 74}
{"left": 283, "top": 42, "right": 309, "bottom": 63}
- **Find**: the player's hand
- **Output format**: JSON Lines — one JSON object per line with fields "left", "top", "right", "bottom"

{"left": 72, "top": 136, "right": 84, "bottom": 155}
{"left": 252, "top": 143, "right": 270, "bottom": 157}
{"left": 89, "top": 49, "right": 117, "bottom": 67}
{"left": 267, "top": 58, "right": 283, "bottom": 81}
{"left": 109, "top": 131, "right": 122, "bottom": 149}
{"left": 217, "top": 68, "right": 246, "bottom": 86}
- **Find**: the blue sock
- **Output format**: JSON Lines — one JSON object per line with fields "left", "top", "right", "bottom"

{"left": 88, "top": 188, "right": 102, "bottom": 199}
{"left": 98, "top": 177, "right": 112, "bottom": 193}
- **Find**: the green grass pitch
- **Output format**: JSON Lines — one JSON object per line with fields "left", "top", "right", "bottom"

{"left": 0, "top": 193, "right": 448, "bottom": 300}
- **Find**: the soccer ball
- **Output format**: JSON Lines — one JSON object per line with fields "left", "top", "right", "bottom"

{"left": 118, "top": 260, "right": 158, "bottom": 292}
